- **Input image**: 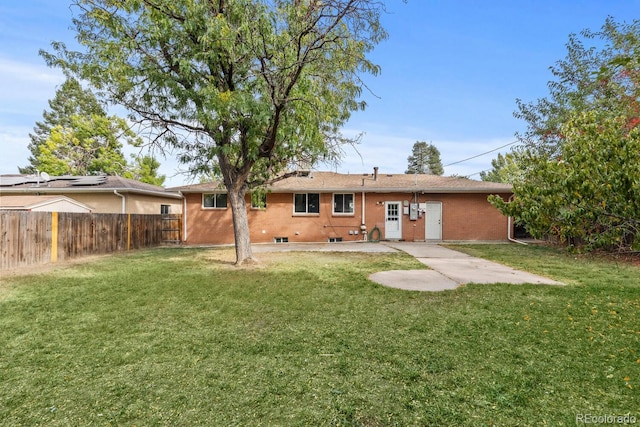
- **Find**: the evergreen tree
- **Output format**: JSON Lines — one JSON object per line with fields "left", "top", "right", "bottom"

{"left": 405, "top": 141, "right": 443, "bottom": 175}
{"left": 22, "top": 77, "right": 143, "bottom": 177}
{"left": 20, "top": 78, "right": 105, "bottom": 173}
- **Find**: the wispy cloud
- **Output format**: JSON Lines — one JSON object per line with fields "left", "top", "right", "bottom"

{"left": 0, "top": 125, "right": 31, "bottom": 174}
{"left": 0, "top": 57, "right": 62, "bottom": 83}
{"left": 0, "top": 57, "right": 63, "bottom": 110}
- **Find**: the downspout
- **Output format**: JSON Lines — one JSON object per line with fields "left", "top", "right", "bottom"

{"left": 113, "top": 190, "right": 126, "bottom": 214}
{"left": 361, "top": 190, "right": 367, "bottom": 240}
{"left": 179, "top": 191, "right": 187, "bottom": 243}
{"left": 507, "top": 194, "right": 527, "bottom": 245}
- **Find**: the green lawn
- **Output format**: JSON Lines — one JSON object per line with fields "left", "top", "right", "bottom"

{"left": 1, "top": 245, "right": 638, "bottom": 426}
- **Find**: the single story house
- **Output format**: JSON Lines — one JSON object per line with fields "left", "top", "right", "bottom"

{"left": 169, "top": 168, "right": 513, "bottom": 245}
{"left": 0, "top": 195, "right": 93, "bottom": 213}
{"left": 0, "top": 174, "right": 182, "bottom": 215}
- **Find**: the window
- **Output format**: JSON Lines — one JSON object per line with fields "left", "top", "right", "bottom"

{"left": 203, "top": 193, "right": 228, "bottom": 208}
{"left": 294, "top": 193, "right": 319, "bottom": 214}
{"left": 274, "top": 237, "right": 289, "bottom": 243}
{"left": 251, "top": 192, "right": 267, "bottom": 209}
{"left": 160, "top": 204, "right": 170, "bottom": 215}
{"left": 333, "top": 193, "right": 354, "bottom": 214}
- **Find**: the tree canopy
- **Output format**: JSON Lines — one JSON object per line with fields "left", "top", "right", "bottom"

{"left": 405, "top": 141, "right": 443, "bottom": 175}
{"left": 127, "top": 155, "right": 166, "bottom": 186}
{"left": 479, "top": 152, "right": 521, "bottom": 184}
{"left": 45, "top": 0, "right": 389, "bottom": 264}
{"left": 20, "top": 78, "right": 106, "bottom": 174}
{"left": 491, "top": 18, "right": 640, "bottom": 251}
{"left": 35, "top": 113, "right": 132, "bottom": 176}
{"left": 22, "top": 77, "right": 167, "bottom": 182}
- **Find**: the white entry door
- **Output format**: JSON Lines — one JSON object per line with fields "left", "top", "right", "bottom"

{"left": 385, "top": 201, "right": 402, "bottom": 240}
{"left": 425, "top": 202, "right": 442, "bottom": 240}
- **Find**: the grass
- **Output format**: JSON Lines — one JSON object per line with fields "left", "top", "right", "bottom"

{"left": 0, "top": 244, "right": 638, "bottom": 426}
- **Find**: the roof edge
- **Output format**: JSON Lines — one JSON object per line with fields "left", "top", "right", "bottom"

{"left": 0, "top": 187, "right": 184, "bottom": 199}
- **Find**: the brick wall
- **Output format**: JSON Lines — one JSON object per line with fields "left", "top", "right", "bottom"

{"left": 183, "top": 191, "right": 511, "bottom": 245}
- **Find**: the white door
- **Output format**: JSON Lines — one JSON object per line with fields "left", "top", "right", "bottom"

{"left": 385, "top": 202, "right": 402, "bottom": 240}
{"left": 425, "top": 202, "right": 442, "bottom": 240}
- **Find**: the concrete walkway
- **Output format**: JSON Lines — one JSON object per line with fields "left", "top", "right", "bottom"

{"left": 253, "top": 241, "right": 564, "bottom": 292}
{"left": 371, "top": 242, "right": 563, "bottom": 291}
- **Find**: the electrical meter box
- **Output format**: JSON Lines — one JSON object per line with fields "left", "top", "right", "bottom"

{"left": 409, "top": 203, "right": 419, "bottom": 220}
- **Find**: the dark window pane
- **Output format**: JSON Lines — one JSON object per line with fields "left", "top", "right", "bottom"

{"left": 294, "top": 194, "right": 307, "bottom": 213}
{"left": 345, "top": 194, "right": 353, "bottom": 212}
{"left": 334, "top": 194, "right": 344, "bottom": 213}
{"left": 308, "top": 193, "right": 319, "bottom": 213}
{"left": 216, "top": 193, "right": 228, "bottom": 208}
{"left": 203, "top": 194, "right": 215, "bottom": 207}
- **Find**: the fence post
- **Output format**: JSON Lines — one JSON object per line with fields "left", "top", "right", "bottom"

{"left": 51, "top": 212, "right": 58, "bottom": 263}
{"left": 127, "top": 213, "right": 131, "bottom": 251}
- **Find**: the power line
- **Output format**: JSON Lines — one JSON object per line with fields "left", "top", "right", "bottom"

{"left": 443, "top": 140, "right": 518, "bottom": 167}
{"left": 464, "top": 169, "right": 491, "bottom": 178}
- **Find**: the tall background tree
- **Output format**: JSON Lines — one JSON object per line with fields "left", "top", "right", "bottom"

{"left": 22, "top": 77, "right": 167, "bottom": 184}
{"left": 35, "top": 113, "right": 131, "bottom": 176}
{"left": 405, "top": 141, "right": 443, "bottom": 175}
{"left": 44, "top": 0, "right": 389, "bottom": 264}
{"left": 127, "top": 155, "right": 166, "bottom": 186}
{"left": 490, "top": 18, "right": 639, "bottom": 251}
{"left": 479, "top": 152, "right": 521, "bottom": 184}
{"left": 20, "top": 78, "right": 105, "bottom": 174}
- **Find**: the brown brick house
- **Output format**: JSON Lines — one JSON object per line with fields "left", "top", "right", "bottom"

{"left": 170, "top": 169, "right": 513, "bottom": 245}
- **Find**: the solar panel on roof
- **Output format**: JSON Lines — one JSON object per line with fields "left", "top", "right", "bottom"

{"left": 0, "top": 176, "right": 30, "bottom": 186}
{"left": 70, "top": 176, "right": 108, "bottom": 186}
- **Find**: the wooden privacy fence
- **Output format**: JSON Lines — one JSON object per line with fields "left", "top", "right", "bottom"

{"left": 1, "top": 211, "right": 182, "bottom": 270}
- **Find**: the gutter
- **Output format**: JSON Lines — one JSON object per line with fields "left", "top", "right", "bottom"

{"left": 0, "top": 187, "right": 183, "bottom": 199}
{"left": 113, "top": 190, "right": 126, "bottom": 214}
{"left": 261, "top": 187, "right": 512, "bottom": 194}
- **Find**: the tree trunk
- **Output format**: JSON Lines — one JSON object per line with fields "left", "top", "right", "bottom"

{"left": 227, "top": 184, "right": 256, "bottom": 265}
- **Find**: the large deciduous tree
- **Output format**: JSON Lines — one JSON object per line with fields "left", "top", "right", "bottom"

{"left": 36, "top": 113, "right": 133, "bottom": 176}
{"left": 127, "top": 155, "right": 166, "bottom": 186}
{"left": 491, "top": 18, "right": 640, "bottom": 251}
{"left": 44, "top": 0, "right": 388, "bottom": 264}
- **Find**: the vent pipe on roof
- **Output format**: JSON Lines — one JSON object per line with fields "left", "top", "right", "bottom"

{"left": 373, "top": 167, "right": 378, "bottom": 181}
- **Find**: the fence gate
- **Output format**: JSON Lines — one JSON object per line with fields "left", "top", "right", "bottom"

{"left": 161, "top": 215, "right": 182, "bottom": 244}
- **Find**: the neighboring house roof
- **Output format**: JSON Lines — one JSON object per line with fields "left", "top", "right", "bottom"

{"left": 0, "top": 195, "right": 93, "bottom": 212}
{"left": 169, "top": 171, "right": 513, "bottom": 194}
{"left": 0, "top": 174, "right": 183, "bottom": 199}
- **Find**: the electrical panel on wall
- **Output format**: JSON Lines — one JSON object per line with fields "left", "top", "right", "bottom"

{"left": 409, "top": 203, "right": 418, "bottom": 220}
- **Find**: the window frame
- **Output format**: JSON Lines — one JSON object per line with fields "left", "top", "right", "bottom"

{"left": 332, "top": 193, "right": 355, "bottom": 215}
{"left": 250, "top": 192, "right": 267, "bottom": 210}
{"left": 202, "top": 193, "right": 228, "bottom": 209}
{"left": 293, "top": 193, "right": 320, "bottom": 215}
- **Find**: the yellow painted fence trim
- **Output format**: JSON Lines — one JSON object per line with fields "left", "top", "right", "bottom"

{"left": 51, "top": 211, "right": 58, "bottom": 263}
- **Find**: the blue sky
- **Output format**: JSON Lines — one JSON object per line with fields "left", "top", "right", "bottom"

{"left": 0, "top": 1, "right": 637, "bottom": 187}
